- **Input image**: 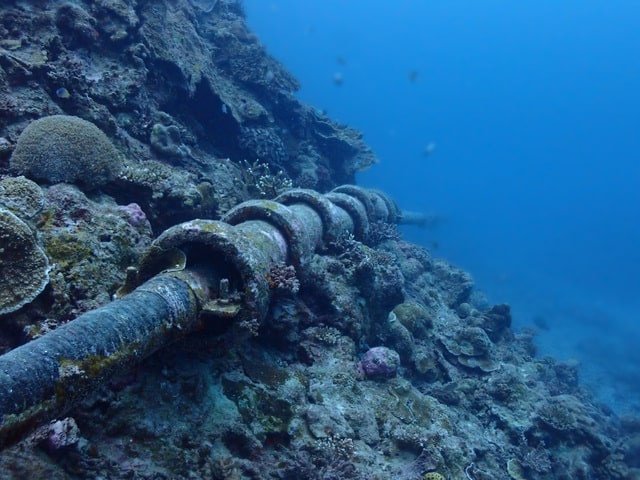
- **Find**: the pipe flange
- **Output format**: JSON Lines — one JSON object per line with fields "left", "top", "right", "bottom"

{"left": 222, "top": 199, "right": 309, "bottom": 268}
{"left": 136, "top": 219, "right": 274, "bottom": 323}
{"left": 324, "top": 192, "right": 370, "bottom": 241}
{"left": 276, "top": 188, "right": 350, "bottom": 244}
{"left": 331, "top": 185, "right": 382, "bottom": 223}
{"left": 368, "top": 189, "right": 402, "bottom": 224}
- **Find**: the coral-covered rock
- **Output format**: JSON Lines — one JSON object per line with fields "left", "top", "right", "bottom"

{"left": 114, "top": 159, "right": 218, "bottom": 231}
{"left": 392, "top": 301, "right": 433, "bottom": 339}
{"left": 31, "top": 184, "right": 152, "bottom": 323}
{"left": 358, "top": 346, "right": 401, "bottom": 380}
{"left": 441, "top": 325, "right": 500, "bottom": 373}
{"left": 432, "top": 259, "right": 474, "bottom": 307}
{"left": 0, "top": 176, "right": 44, "bottom": 219}
{"left": 33, "top": 417, "right": 80, "bottom": 453}
{"left": 386, "top": 310, "right": 415, "bottom": 364}
{"left": 0, "top": 207, "right": 50, "bottom": 315}
{"left": 474, "top": 303, "right": 512, "bottom": 342}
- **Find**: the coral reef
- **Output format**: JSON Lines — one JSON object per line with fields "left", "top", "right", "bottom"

{"left": 0, "top": 1, "right": 637, "bottom": 479}
{"left": 234, "top": 160, "right": 294, "bottom": 200}
{"left": 36, "top": 184, "right": 153, "bottom": 322}
{"left": 238, "top": 126, "right": 287, "bottom": 167}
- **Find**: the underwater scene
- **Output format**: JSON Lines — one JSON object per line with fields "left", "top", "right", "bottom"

{"left": 0, "top": 0, "right": 638, "bottom": 478}
{"left": 244, "top": 0, "right": 640, "bottom": 416}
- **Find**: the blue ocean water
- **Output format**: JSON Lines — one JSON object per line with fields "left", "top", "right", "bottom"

{"left": 244, "top": 1, "right": 640, "bottom": 412}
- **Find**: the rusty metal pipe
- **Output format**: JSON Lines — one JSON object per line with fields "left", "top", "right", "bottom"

{"left": 0, "top": 272, "right": 205, "bottom": 449}
{"left": 0, "top": 186, "right": 405, "bottom": 449}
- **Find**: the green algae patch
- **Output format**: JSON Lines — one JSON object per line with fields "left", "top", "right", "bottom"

{"left": 45, "top": 234, "right": 93, "bottom": 269}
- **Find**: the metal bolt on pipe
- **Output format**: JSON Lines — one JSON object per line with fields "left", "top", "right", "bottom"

{"left": 0, "top": 186, "right": 427, "bottom": 449}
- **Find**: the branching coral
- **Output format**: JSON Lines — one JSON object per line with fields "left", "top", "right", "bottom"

{"left": 235, "top": 160, "right": 293, "bottom": 200}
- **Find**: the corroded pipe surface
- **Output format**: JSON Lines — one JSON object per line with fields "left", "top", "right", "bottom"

{"left": 0, "top": 185, "right": 408, "bottom": 449}
{"left": 398, "top": 210, "right": 439, "bottom": 227}
{"left": 222, "top": 199, "right": 320, "bottom": 269}
{"left": 276, "top": 188, "right": 355, "bottom": 245}
{"left": 0, "top": 272, "right": 205, "bottom": 450}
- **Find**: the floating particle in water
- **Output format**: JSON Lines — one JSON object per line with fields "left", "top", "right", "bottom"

{"left": 422, "top": 142, "right": 436, "bottom": 156}
{"left": 55, "top": 87, "right": 71, "bottom": 99}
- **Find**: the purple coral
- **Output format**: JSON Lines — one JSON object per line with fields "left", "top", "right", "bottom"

{"left": 35, "top": 417, "right": 80, "bottom": 453}
{"left": 118, "top": 202, "right": 148, "bottom": 227}
{"left": 267, "top": 262, "right": 300, "bottom": 294}
{"left": 357, "top": 346, "right": 400, "bottom": 380}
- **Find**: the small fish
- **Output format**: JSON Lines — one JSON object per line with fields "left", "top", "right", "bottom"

{"left": 332, "top": 71, "right": 344, "bottom": 86}
{"left": 532, "top": 315, "right": 551, "bottom": 331}
{"left": 408, "top": 70, "right": 419, "bottom": 82}
{"left": 422, "top": 142, "right": 436, "bottom": 156}
{"left": 55, "top": 87, "right": 71, "bottom": 99}
{"left": 336, "top": 56, "right": 346, "bottom": 66}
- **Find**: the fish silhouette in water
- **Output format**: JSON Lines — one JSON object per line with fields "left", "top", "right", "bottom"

{"left": 532, "top": 315, "right": 551, "bottom": 331}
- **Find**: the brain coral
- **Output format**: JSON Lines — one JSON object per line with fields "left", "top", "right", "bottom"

{"left": 10, "top": 115, "right": 122, "bottom": 189}
{"left": 0, "top": 207, "right": 51, "bottom": 315}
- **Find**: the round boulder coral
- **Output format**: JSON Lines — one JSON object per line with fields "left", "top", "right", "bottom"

{"left": 10, "top": 115, "right": 122, "bottom": 189}
{"left": 0, "top": 207, "right": 51, "bottom": 315}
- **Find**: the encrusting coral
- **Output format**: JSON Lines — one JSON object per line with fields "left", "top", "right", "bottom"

{"left": 0, "top": 176, "right": 45, "bottom": 219}
{"left": 0, "top": 207, "right": 50, "bottom": 315}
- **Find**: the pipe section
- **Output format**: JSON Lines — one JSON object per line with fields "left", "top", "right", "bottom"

{"left": 0, "top": 185, "right": 407, "bottom": 449}
{"left": 0, "top": 272, "right": 204, "bottom": 449}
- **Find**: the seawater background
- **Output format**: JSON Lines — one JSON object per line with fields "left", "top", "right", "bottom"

{"left": 244, "top": 0, "right": 640, "bottom": 412}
